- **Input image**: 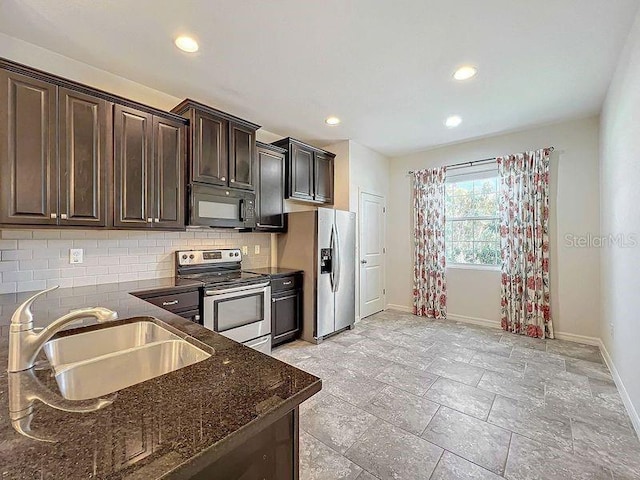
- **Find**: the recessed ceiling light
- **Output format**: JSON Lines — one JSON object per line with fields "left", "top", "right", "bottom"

{"left": 175, "top": 36, "right": 199, "bottom": 53}
{"left": 325, "top": 116, "right": 341, "bottom": 126}
{"left": 445, "top": 115, "right": 462, "bottom": 128}
{"left": 453, "top": 66, "right": 477, "bottom": 81}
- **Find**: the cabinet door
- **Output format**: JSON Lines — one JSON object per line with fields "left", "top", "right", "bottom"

{"left": 229, "top": 123, "right": 255, "bottom": 190}
{"left": 152, "top": 116, "right": 185, "bottom": 229}
{"left": 58, "top": 88, "right": 110, "bottom": 227}
{"left": 114, "top": 105, "right": 153, "bottom": 228}
{"left": 289, "top": 143, "right": 314, "bottom": 200}
{"left": 192, "top": 110, "right": 228, "bottom": 186}
{"left": 0, "top": 70, "right": 58, "bottom": 225}
{"left": 272, "top": 291, "right": 300, "bottom": 346}
{"left": 313, "top": 151, "right": 334, "bottom": 204}
{"left": 255, "top": 147, "right": 285, "bottom": 231}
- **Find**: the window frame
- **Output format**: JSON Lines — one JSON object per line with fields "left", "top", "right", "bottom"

{"left": 444, "top": 167, "right": 501, "bottom": 269}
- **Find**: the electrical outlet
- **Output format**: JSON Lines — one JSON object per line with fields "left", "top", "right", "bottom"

{"left": 254, "top": 244, "right": 260, "bottom": 255}
{"left": 609, "top": 322, "right": 615, "bottom": 338}
{"left": 242, "top": 245, "right": 248, "bottom": 255}
{"left": 69, "top": 248, "right": 84, "bottom": 264}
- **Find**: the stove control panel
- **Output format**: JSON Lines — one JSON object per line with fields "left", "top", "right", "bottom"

{"left": 176, "top": 249, "right": 242, "bottom": 266}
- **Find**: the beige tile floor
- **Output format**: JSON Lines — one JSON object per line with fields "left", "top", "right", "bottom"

{"left": 273, "top": 309, "right": 640, "bottom": 480}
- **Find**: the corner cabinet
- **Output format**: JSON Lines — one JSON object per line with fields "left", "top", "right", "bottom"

{"left": 114, "top": 105, "right": 186, "bottom": 229}
{"left": 271, "top": 138, "right": 335, "bottom": 205}
{"left": 254, "top": 142, "right": 286, "bottom": 232}
{"left": 0, "top": 68, "right": 111, "bottom": 226}
{"left": 171, "top": 99, "right": 259, "bottom": 191}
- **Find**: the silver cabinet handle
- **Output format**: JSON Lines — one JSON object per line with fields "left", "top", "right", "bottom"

{"left": 154, "top": 218, "right": 159, "bottom": 223}
{"left": 282, "top": 281, "right": 292, "bottom": 286}
{"left": 147, "top": 218, "right": 153, "bottom": 223}
{"left": 221, "top": 177, "right": 226, "bottom": 181}
{"left": 60, "top": 213, "right": 68, "bottom": 220}
{"left": 231, "top": 178, "right": 235, "bottom": 182}
{"left": 162, "top": 300, "right": 179, "bottom": 306}
{"left": 272, "top": 294, "right": 296, "bottom": 303}
{"left": 50, "top": 213, "right": 57, "bottom": 219}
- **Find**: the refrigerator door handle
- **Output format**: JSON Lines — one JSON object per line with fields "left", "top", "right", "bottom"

{"left": 329, "top": 225, "right": 336, "bottom": 292}
{"left": 334, "top": 222, "right": 341, "bottom": 293}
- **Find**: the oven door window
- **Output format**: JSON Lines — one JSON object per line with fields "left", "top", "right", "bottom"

{"left": 215, "top": 292, "right": 264, "bottom": 332}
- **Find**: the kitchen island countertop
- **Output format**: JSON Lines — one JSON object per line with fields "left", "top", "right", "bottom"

{"left": 0, "top": 279, "right": 320, "bottom": 479}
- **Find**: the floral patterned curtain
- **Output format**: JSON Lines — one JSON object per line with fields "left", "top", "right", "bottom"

{"left": 413, "top": 167, "right": 447, "bottom": 319}
{"left": 497, "top": 148, "right": 553, "bottom": 339}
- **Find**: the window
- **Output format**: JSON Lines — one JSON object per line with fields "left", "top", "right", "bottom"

{"left": 445, "top": 172, "right": 500, "bottom": 266}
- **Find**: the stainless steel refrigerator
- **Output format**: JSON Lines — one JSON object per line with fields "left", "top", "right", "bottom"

{"left": 277, "top": 208, "right": 356, "bottom": 343}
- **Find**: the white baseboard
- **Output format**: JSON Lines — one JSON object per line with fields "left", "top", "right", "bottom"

{"left": 599, "top": 340, "right": 640, "bottom": 437}
{"left": 553, "top": 331, "right": 601, "bottom": 346}
{"left": 446, "top": 313, "right": 501, "bottom": 329}
{"left": 385, "top": 304, "right": 412, "bottom": 313}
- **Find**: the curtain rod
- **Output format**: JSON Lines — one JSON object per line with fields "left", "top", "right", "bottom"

{"left": 407, "top": 146, "right": 554, "bottom": 174}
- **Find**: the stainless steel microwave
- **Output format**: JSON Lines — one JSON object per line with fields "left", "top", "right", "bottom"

{"left": 189, "top": 184, "right": 256, "bottom": 229}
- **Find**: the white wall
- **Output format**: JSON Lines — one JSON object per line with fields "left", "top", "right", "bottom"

{"left": 600, "top": 11, "right": 640, "bottom": 430}
{"left": 387, "top": 116, "right": 601, "bottom": 340}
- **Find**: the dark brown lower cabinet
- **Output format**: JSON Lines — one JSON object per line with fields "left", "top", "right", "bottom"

{"left": 271, "top": 273, "right": 303, "bottom": 347}
{"left": 192, "top": 409, "right": 299, "bottom": 480}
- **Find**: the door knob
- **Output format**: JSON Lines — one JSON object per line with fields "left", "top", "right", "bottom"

{"left": 360, "top": 260, "right": 368, "bottom": 264}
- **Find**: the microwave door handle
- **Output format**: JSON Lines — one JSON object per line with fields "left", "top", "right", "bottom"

{"left": 239, "top": 199, "right": 245, "bottom": 222}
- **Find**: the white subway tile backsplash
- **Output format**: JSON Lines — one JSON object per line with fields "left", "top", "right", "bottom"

{"left": 1, "top": 230, "right": 33, "bottom": 240}
{"left": 17, "top": 280, "right": 47, "bottom": 291}
{"left": 0, "top": 229, "right": 271, "bottom": 293}
{"left": 0, "top": 260, "right": 18, "bottom": 272}
{"left": 2, "top": 250, "right": 32, "bottom": 261}
{"left": 3, "top": 270, "right": 32, "bottom": 282}
{"left": 0, "top": 282, "right": 17, "bottom": 294}
{"left": 0, "top": 240, "right": 18, "bottom": 249}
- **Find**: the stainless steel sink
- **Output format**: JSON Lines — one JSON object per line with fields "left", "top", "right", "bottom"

{"left": 43, "top": 319, "right": 211, "bottom": 401}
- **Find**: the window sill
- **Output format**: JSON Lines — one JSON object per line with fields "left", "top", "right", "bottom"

{"left": 446, "top": 263, "right": 501, "bottom": 272}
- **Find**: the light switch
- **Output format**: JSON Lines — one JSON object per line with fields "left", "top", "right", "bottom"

{"left": 242, "top": 245, "right": 248, "bottom": 255}
{"left": 69, "top": 248, "right": 84, "bottom": 264}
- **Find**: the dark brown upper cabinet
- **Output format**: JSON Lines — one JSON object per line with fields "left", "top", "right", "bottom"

{"left": 271, "top": 138, "right": 335, "bottom": 205}
{"left": 0, "top": 69, "right": 110, "bottom": 227}
{"left": 314, "top": 151, "right": 334, "bottom": 204}
{"left": 254, "top": 142, "right": 286, "bottom": 232}
{"left": 59, "top": 88, "right": 111, "bottom": 227}
{"left": 114, "top": 105, "right": 185, "bottom": 230}
{"left": 171, "top": 99, "right": 259, "bottom": 191}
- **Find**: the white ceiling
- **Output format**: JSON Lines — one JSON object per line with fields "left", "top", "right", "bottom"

{"left": 0, "top": 0, "right": 638, "bottom": 156}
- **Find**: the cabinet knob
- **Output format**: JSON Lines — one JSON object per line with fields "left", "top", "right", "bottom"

{"left": 221, "top": 177, "right": 226, "bottom": 181}
{"left": 154, "top": 218, "right": 159, "bottom": 223}
{"left": 60, "top": 213, "right": 68, "bottom": 220}
{"left": 147, "top": 218, "right": 153, "bottom": 223}
{"left": 231, "top": 178, "right": 235, "bottom": 182}
{"left": 50, "top": 213, "right": 57, "bottom": 219}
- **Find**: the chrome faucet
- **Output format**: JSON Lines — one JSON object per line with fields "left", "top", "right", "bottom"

{"left": 8, "top": 286, "right": 118, "bottom": 373}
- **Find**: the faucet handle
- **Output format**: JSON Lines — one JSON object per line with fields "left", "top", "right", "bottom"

{"left": 10, "top": 286, "right": 59, "bottom": 332}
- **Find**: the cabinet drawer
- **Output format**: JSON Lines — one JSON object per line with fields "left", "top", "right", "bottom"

{"left": 271, "top": 275, "right": 298, "bottom": 293}
{"left": 144, "top": 290, "right": 199, "bottom": 313}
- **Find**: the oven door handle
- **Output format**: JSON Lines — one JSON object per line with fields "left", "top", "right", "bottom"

{"left": 205, "top": 282, "right": 270, "bottom": 296}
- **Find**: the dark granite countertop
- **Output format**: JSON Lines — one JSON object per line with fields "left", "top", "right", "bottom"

{"left": 244, "top": 267, "right": 304, "bottom": 278}
{"left": 0, "top": 279, "right": 321, "bottom": 479}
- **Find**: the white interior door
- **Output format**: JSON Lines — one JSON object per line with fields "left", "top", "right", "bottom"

{"left": 359, "top": 192, "right": 385, "bottom": 318}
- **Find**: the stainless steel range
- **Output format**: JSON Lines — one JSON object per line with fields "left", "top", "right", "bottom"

{"left": 175, "top": 249, "right": 272, "bottom": 354}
